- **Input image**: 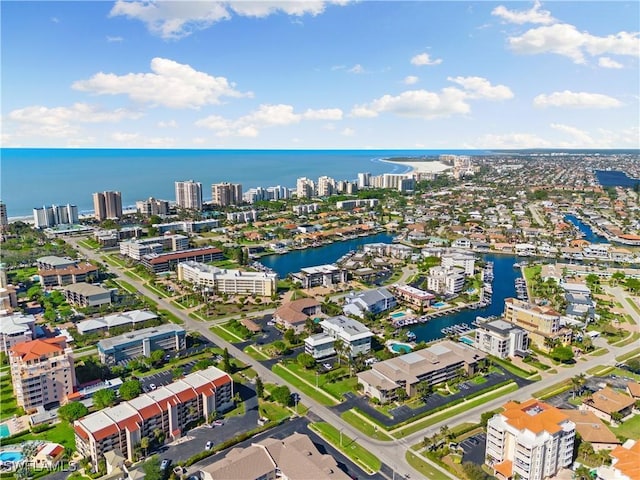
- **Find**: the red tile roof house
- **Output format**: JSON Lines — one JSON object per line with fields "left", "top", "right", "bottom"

{"left": 74, "top": 366, "right": 233, "bottom": 469}
{"left": 580, "top": 386, "right": 635, "bottom": 424}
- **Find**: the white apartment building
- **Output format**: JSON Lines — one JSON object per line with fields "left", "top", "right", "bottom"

{"left": 226, "top": 210, "right": 258, "bottom": 224}
{"left": 177, "top": 261, "right": 278, "bottom": 296}
{"left": 119, "top": 234, "right": 189, "bottom": 260}
{"left": 292, "top": 203, "right": 320, "bottom": 215}
{"left": 474, "top": 318, "right": 529, "bottom": 359}
{"left": 486, "top": 400, "right": 575, "bottom": 480}
{"left": 304, "top": 315, "right": 373, "bottom": 359}
{"left": 316, "top": 176, "right": 336, "bottom": 197}
{"left": 0, "top": 313, "right": 36, "bottom": 353}
{"left": 296, "top": 177, "right": 315, "bottom": 199}
{"left": 175, "top": 180, "right": 203, "bottom": 210}
{"left": 427, "top": 266, "right": 466, "bottom": 296}
{"left": 335, "top": 198, "right": 379, "bottom": 210}
{"left": 441, "top": 251, "right": 476, "bottom": 276}
{"left": 33, "top": 204, "right": 79, "bottom": 228}
{"left": 357, "top": 172, "right": 371, "bottom": 188}
{"left": 93, "top": 192, "right": 122, "bottom": 221}
{"left": 10, "top": 337, "right": 76, "bottom": 412}
{"left": 136, "top": 197, "right": 169, "bottom": 216}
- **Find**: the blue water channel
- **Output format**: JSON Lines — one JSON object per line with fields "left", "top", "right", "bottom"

{"left": 260, "top": 235, "right": 522, "bottom": 344}
{"left": 564, "top": 214, "right": 608, "bottom": 244}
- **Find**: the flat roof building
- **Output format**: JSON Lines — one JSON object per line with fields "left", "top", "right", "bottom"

{"left": 474, "top": 318, "right": 529, "bottom": 359}
{"left": 0, "top": 313, "right": 36, "bottom": 353}
{"left": 97, "top": 324, "right": 186, "bottom": 365}
{"left": 76, "top": 310, "right": 157, "bottom": 336}
{"left": 63, "top": 283, "right": 112, "bottom": 307}
{"left": 141, "top": 247, "right": 224, "bottom": 273}
{"left": 177, "top": 261, "right": 277, "bottom": 297}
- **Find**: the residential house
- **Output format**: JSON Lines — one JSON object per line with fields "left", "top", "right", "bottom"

{"left": 273, "top": 298, "right": 322, "bottom": 334}
{"left": 342, "top": 287, "right": 397, "bottom": 318}
{"left": 580, "top": 386, "right": 634, "bottom": 423}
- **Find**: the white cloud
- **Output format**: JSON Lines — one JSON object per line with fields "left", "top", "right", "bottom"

{"left": 410, "top": 52, "right": 442, "bottom": 66}
{"left": 110, "top": 0, "right": 347, "bottom": 40}
{"left": 341, "top": 127, "right": 355, "bottom": 136}
{"left": 158, "top": 119, "right": 178, "bottom": 128}
{"left": 111, "top": 131, "right": 176, "bottom": 147}
{"left": 348, "top": 64, "right": 365, "bottom": 74}
{"left": 550, "top": 123, "right": 597, "bottom": 146}
{"left": 72, "top": 57, "right": 251, "bottom": 109}
{"left": 447, "top": 76, "right": 514, "bottom": 100}
{"left": 351, "top": 77, "right": 512, "bottom": 120}
{"left": 533, "top": 90, "right": 622, "bottom": 108}
{"left": 474, "top": 132, "right": 552, "bottom": 148}
{"left": 106, "top": 36, "right": 123, "bottom": 43}
{"left": 351, "top": 88, "right": 469, "bottom": 119}
{"left": 403, "top": 75, "right": 419, "bottom": 85}
{"left": 598, "top": 57, "right": 623, "bottom": 69}
{"left": 508, "top": 23, "right": 640, "bottom": 64}
{"left": 491, "top": 0, "right": 556, "bottom": 25}
{"left": 195, "top": 103, "right": 343, "bottom": 137}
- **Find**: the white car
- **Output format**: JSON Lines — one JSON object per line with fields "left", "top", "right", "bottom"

{"left": 323, "top": 363, "right": 332, "bottom": 370}
{"left": 149, "top": 383, "right": 157, "bottom": 390}
{"left": 205, "top": 441, "right": 214, "bottom": 450}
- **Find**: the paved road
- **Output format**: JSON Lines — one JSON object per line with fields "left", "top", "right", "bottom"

{"left": 68, "top": 238, "right": 640, "bottom": 479}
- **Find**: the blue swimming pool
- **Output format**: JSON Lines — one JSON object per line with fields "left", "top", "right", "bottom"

{"left": 433, "top": 302, "right": 446, "bottom": 308}
{"left": 391, "top": 312, "right": 406, "bottom": 319}
{"left": 0, "top": 451, "right": 23, "bottom": 462}
{"left": 0, "top": 424, "right": 9, "bottom": 439}
{"left": 391, "top": 343, "right": 412, "bottom": 354}
{"left": 460, "top": 337, "right": 474, "bottom": 345}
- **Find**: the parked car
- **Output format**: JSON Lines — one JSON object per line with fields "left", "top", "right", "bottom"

{"left": 160, "top": 459, "right": 171, "bottom": 470}
{"left": 149, "top": 383, "right": 157, "bottom": 390}
{"left": 205, "top": 441, "right": 214, "bottom": 450}
{"left": 323, "top": 363, "right": 332, "bottom": 370}
{"left": 213, "top": 420, "right": 224, "bottom": 426}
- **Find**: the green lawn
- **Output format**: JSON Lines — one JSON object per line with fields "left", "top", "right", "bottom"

{"left": 158, "top": 309, "right": 184, "bottom": 324}
{"left": 340, "top": 410, "right": 393, "bottom": 441}
{"left": 616, "top": 347, "right": 640, "bottom": 362}
{"left": 625, "top": 298, "right": 640, "bottom": 317}
{"left": 259, "top": 401, "right": 291, "bottom": 423}
{"left": 586, "top": 365, "right": 614, "bottom": 376}
{"left": 271, "top": 364, "right": 338, "bottom": 406}
{"left": 406, "top": 450, "right": 447, "bottom": 480}
{"left": 590, "top": 347, "right": 609, "bottom": 357}
{"left": 310, "top": 422, "right": 381, "bottom": 474}
{"left": 115, "top": 279, "right": 138, "bottom": 294}
{"left": 210, "top": 325, "right": 245, "bottom": 343}
{"left": 244, "top": 345, "right": 271, "bottom": 361}
{"left": 471, "top": 376, "right": 487, "bottom": 385}
{"left": 533, "top": 381, "right": 573, "bottom": 400}
{"left": 322, "top": 375, "right": 358, "bottom": 400}
{"left": 490, "top": 356, "right": 536, "bottom": 378}
{"left": 2, "top": 422, "right": 75, "bottom": 450}
{"left": 613, "top": 332, "right": 640, "bottom": 347}
{"left": 0, "top": 376, "right": 24, "bottom": 421}
{"left": 392, "top": 382, "right": 519, "bottom": 438}
{"left": 611, "top": 413, "right": 640, "bottom": 441}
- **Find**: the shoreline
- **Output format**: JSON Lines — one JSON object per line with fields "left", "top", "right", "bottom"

{"left": 378, "top": 158, "right": 452, "bottom": 174}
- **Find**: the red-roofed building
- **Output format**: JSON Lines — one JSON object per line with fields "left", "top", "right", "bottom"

{"left": 141, "top": 247, "right": 224, "bottom": 273}
{"left": 597, "top": 439, "right": 640, "bottom": 480}
{"left": 74, "top": 366, "right": 233, "bottom": 469}
{"left": 9, "top": 337, "right": 76, "bottom": 412}
{"left": 486, "top": 399, "right": 575, "bottom": 480}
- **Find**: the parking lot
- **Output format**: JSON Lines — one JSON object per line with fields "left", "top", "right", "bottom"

{"left": 544, "top": 374, "right": 635, "bottom": 410}
{"left": 140, "top": 359, "right": 199, "bottom": 393}
{"left": 460, "top": 433, "right": 487, "bottom": 465}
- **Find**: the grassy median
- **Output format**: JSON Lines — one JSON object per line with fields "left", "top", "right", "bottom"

{"left": 310, "top": 422, "right": 381, "bottom": 474}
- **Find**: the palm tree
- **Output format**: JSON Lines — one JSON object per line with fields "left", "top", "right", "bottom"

{"left": 570, "top": 373, "right": 586, "bottom": 399}
{"left": 334, "top": 339, "right": 346, "bottom": 366}
{"left": 140, "top": 436, "right": 150, "bottom": 458}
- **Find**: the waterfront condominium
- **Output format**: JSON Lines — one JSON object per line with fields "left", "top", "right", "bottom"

{"left": 485, "top": 399, "right": 575, "bottom": 480}
{"left": 175, "top": 180, "right": 203, "bottom": 210}
{"left": 93, "top": 191, "right": 123, "bottom": 221}
{"left": 9, "top": 337, "right": 76, "bottom": 412}
{"left": 33, "top": 204, "right": 79, "bottom": 228}
{"left": 211, "top": 182, "right": 242, "bottom": 207}
{"left": 74, "top": 366, "right": 233, "bottom": 468}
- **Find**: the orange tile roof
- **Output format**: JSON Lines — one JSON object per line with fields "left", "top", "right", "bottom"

{"left": 493, "top": 460, "right": 513, "bottom": 478}
{"left": 138, "top": 403, "right": 162, "bottom": 420}
{"left": 627, "top": 381, "right": 640, "bottom": 398}
{"left": 48, "top": 445, "right": 64, "bottom": 458}
{"left": 74, "top": 424, "right": 89, "bottom": 441}
{"left": 610, "top": 440, "right": 640, "bottom": 480}
{"left": 213, "top": 375, "right": 232, "bottom": 388}
{"left": 93, "top": 423, "right": 119, "bottom": 441}
{"left": 10, "top": 337, "right": 67, "bottom": 362}
{"left": 501, "top": 399, "right": 568, "bottom": 435}
{"left": 585, "top": 386, "right": 635, "bottom": 414}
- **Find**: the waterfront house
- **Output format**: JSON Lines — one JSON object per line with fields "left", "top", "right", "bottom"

{"left": 342, "top": 287, "right": 397, "bottom": 318}
{"left": 273, "top": 298, "right": 321, "bottom": 334}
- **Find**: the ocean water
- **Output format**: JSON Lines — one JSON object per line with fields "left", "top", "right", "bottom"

{"left": 0, "top": 148, "right": 489, "bottom": 217}
{"left": 595, "top": 170, "right": 640, "bottom": 188}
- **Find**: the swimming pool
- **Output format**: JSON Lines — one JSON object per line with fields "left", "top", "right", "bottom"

{"left": 390, "top": 343, "right": 412, "bottom": 354}
{"left": 0, "top": 451, "right": 23, "bottom": 462}
{"left": 0, "top": 424, "right": 9, "bottom": 439}
{"left": 390, "top": 312, "right": 406, "bottom": 319}
{"left": 460, "top": 337, "right": 474, "bottom": 345}
{"left": 433, "top": 302, "right": 447, "bottom": 308}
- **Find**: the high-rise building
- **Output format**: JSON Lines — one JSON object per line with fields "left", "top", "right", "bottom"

{"left": 9, "top": 337, "right": 76, "bottom": 412}
{"left": 0, "top": 202, "right": 8, "bottom": 229}
{"left": 175, "top": 180, "right": 203, "bottom": 210}
{"left": 357, "top": 172, "right": 371, "bottom": 188}
{"left": 136, "top": 197, "right": 170, "bottom": 216}
{"left": 51, "top": 204, "right": 79, "bottom": 225}
{"left": 316, "top": 176, "right": 336, "bottom": 197}
{"left": 486, "top": 399, "right": 575, "bottom": 480}
{"left": 33, "top": 206, "right": 52, "bottom": 228}
{"left": 93, "top": 191, "right": 122, "bottom": 221}
{"left": 211, "top": 182, "right": 242, "bottom": 207}
{"left": 296, "top": 177, "right": 315, "bottom": 199}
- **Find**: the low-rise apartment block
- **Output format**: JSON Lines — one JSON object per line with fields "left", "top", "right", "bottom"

{"left": 304, "top": 315, "right": 373, "bottom": 360}
{"left": 74, "top": 366, "right": 233, "bottom": 468}
{"left": 10, "top": 337, "right": 76, "bottom": 412}
{"left": 63, "top": 283, "right": 113, "bottom": 307}
{"left": 155, "top": 219, "right": 220, "bottom": 235}
{"left": 177, "top": 261, "right": 277, "bottom": 296}
{"left": 97, "top": 324, "right": 186, "bottom": 365}
{"left": 357, "top": 340, "right": 485, "bottom": 403}
{"left": 38, "top": 262, "right": 98, "bottom": 288}
{"left": 291, "top": 264, "right": 348, "bottom": 289}
{"left": 391, "top": 284, "right": 435, "bottom": 309}
{"left": 474, "top": 318, "right": 529, "bottom": 359}
{"left": 76, "top": 310, "right": 158, "bottom": 336}
{"left": 485, "top": 399, "right": 575, "bottom": 480}
{"left": 119, "top": 234, "right": 190, "bottom": 260}
{"left": 0, "top": 313, "right": 36, "bottom": 353}
{"left": 198, "top": 433, "right": 351, "bottom": 480}
{"left": 141, "top": 247, "right": 224, "bottom": 273}
{"left": 342, "top": 287, "right": 397, "bottom": 318}
{"left": 426, "top": 265, "right": 466, "bottom": 296}
{"left": 503, "top": 298, "right": 572, "bottom": 349}
{"left": 335, "top": 198, "right": 379, "bottom": 210}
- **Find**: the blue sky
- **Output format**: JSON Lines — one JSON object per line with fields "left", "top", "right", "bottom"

{"left": 2, "top": 1, "right": 638, "bottom": 149}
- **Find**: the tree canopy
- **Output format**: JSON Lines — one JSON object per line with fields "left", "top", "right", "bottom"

{"left": 58, "top": 401, "right": 89, "bottom": 422}
{"left": 93, "top": 388, "right": 117, "bottom": 409}
{"left": 271, "top": 385, "right": 292, "bottom": 406}
{"left": 119, "top": 380, "right": 142, "bottom": 400}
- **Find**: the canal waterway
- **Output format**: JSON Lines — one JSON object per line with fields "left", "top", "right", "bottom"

{"left": 410, "top": 253, "right": 520, "bottom": 343}
{"left": 564, "top": 214, "right": 608, "bottom": 244}
{"left": 595, "top": 170, "right": 639, "bottom": 188}
{"left": 259, "top": 232, "right": 395, "bottom": 278}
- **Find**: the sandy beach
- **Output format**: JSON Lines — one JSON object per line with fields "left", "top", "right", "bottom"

{"left": 380, "top": 159, "right": 452, "bottom": 174}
